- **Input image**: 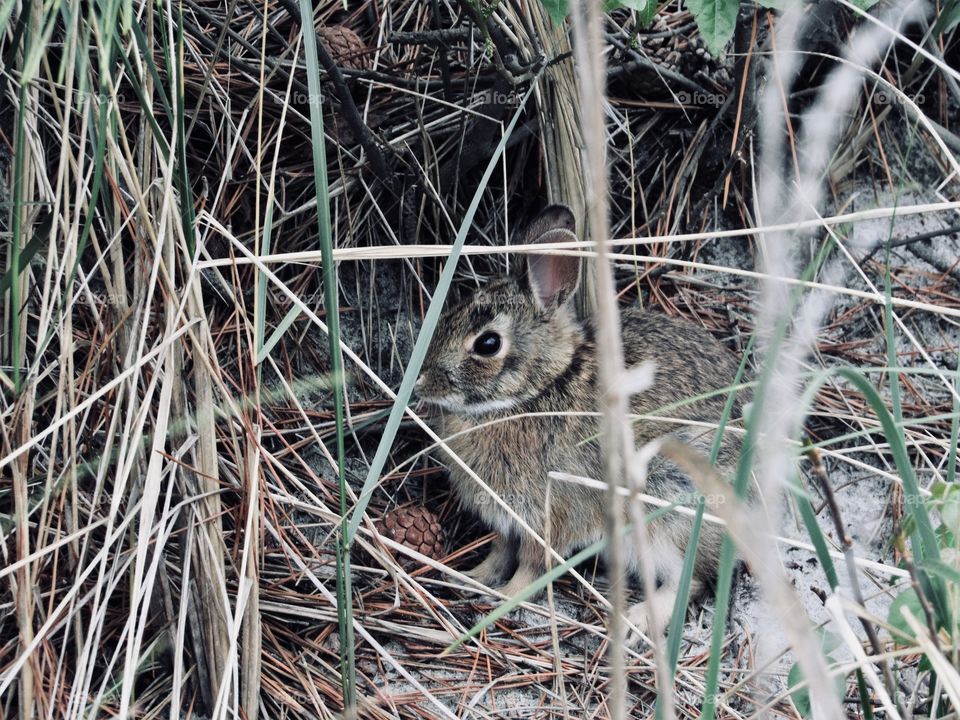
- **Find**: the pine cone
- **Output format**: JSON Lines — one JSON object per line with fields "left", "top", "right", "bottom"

{"left": 317, "top": 25, "right": 370, "bottom": 71}
{"left": 378, "top": 506, "right": 444, "bottom": 563}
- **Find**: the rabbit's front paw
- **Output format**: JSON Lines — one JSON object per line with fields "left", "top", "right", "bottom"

{"left": 624, "top": 601, "right": 652, "bottom": 648}
{"left": 463, "top": 562, "right": 501, "bottom": 588}
{"left": 494, "top": 563, "right": 540, "bottom": 600}
{"left": 462, "top": 537, "right": 514, "bottom": 588}
{"left": 624, "top": 589, "right": 678, "bottom": 648}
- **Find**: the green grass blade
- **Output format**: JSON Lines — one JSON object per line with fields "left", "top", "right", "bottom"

{"left": 174, "top": 6, "right": 196, "bottom": 257}
{"left": 0, "top": 214, "right": 50, "bottom": 295}
{"left": 444, "top": 536, "right": 608, "bottom": 655}
{"left": 835, "top": 368, "right": 941, "bottom": 561}
{"left": 8, "top": 10, "right": 32, "bottom": 394}
{"left": 345, "top": 77, "right": 541, "bottom": 543}
{"left": 835, "top": 367, "right": 948, "bottom": 624}
{"left": 296, "top": 0, "right": 355, "bottom": 710}
{"left": 446, "top": 501, "right": 684, "bottom": 655}
{"left": 701, "top": 237, "right": 838, "bottom": 719}
{"left": 788, "top": 472, "right": 840, "bottom": 590}
{"left": 117, "top": 28, "right": 171, "bottom": 161}
{"left": 0, "top": 0, "right": 18, "bottom": 37}
{"left": 256, "top": 304, "right": 302, "bottom": 365}
{"left": 856, "top": 668, "right": 875, "bottom": 720}
{"left": 663, "top": 335, "right": 756, "bottom": 687}
{"left": 947, "top": 360, "right": 959, "bottom": 485}
{"left": 883, "top": 242, "right": 904, "bottom": 438}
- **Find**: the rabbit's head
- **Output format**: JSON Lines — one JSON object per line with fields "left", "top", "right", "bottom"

{"left": 416, "top": 205, "right": 586, "bottom": 417}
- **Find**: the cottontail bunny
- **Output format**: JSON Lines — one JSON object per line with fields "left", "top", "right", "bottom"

{"left": 416, "top": 205, "right": 744, "bottom": 638}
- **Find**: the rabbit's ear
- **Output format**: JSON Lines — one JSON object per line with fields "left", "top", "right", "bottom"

{"left": 525, "top": 205, "right": 580, "bottom": 309}
{"left": 523, "top": 205, "right": 576, "bottom": 243}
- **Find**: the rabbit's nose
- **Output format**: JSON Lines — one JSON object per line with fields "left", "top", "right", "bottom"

{"left": 415, "top": 374, "right": 425, "bottom": 390}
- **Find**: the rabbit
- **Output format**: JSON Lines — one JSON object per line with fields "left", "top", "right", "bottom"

{"left": 415, "top": 204, "right": 745, "bottom": 640}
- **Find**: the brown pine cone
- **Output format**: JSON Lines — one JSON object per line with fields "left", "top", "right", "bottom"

{"left": 378, "top": 506, "right": 444, "bottom": 563}
{"left": 317, "top": 25, "right": 370, "bottom": 71}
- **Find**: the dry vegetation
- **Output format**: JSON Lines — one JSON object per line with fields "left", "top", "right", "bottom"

{"left": 1, "top": 0, "right": 959, "bottom": 718}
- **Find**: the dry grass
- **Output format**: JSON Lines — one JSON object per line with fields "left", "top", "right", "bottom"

{"left": 1, "top": 0, "right": 959, "bottom": 718}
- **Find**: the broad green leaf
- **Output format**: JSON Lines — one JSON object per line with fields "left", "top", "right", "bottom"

{"left": 617, "top": 0, "right": 657, "bottom": 24}
{"left": 787, "top": 663, "right": 812, "bottom": 717}
{"left": 788, "top": 658, "right": 847, "bottom": 716}
{"left": 541, "top": 0, "right": 569, "bottom": 22}
{"left": 931, "top": 480, "right": 950, "bottom": 500}
{"left": 941, "top": 486, "right": 960, "bottom": 533}
{"left": 818, "top": 630, "right": 843, "bottom": 655}
{"left": 687, "top": 0, "right": 738, "bottom": 56}
{"left": 540, "top": 0, "right": 657, "bottom": 24}
{"left": 887, "top": 588, "right": 924, "bottom": 644}
{"left": 787, "top": 629, "right": 847, "bottom": 715}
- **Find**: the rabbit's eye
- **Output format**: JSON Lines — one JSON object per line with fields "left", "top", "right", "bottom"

{"left": 472, "top": 331, "right": 502, "bottom": 357}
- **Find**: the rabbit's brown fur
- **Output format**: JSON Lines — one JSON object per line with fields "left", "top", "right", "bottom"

{"left": 417, "top": 205, "right": 744, "bottom": 638}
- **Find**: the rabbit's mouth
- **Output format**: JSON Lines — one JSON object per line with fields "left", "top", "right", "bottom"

{"left": 419, "top": 393, "right": 520, "bottom": 417}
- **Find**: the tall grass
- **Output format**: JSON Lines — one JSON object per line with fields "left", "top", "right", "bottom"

{"left": 296, "top": 0, "right": 355, "bottom": 711}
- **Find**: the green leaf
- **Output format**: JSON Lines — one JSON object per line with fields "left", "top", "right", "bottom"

{"left": 787, "top": 628, "right": 847, "bottom": 715}
{"left": 935, "top": 524, "right": 956, "bottom": 548}
{"left": 541, "top": 0, "right": 569, "bottom": 22}
{"left": 940, "top": 485, "right": 960, "bottom": 534}
{"left": 541, "top": 0, "right": 657, "bottom": 23}
{"left": 788, "top": 657, "right": 847, "bottom": 717}
{"left": 618, "top": 0, "right": 658, "bottom": 24}
{"left": 933, "top": 0, "right": 960, "bottom": 35}
{"left": 887, "top": 588, "right": 924, "bottom": 644}
{"left": 686, "top": 0, "right": 738, "bottom": 56}
{"left": 855, "top": 669, "right": 876, "bottom": 720}
{"left": 818, "top": 630, "right": 843, "bottom": 655}
{"left": 0, "top": 212, "right": 50, "bottom": 295}
{"left": 920, "top": 556, "right": 960, "bottom": 587}
{"left": 616, "top": 0, "right": 657, "bottom": 24}
{"left": 787, "top": 663, "right": 812, "bottom": 717}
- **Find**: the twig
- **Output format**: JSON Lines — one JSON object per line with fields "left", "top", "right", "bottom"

{"left": 276, "top": 0, "right": 394, "bottom": 184}
{"left": 605, "top": 34, "right": 708, "bottom": 95}
{"left": 806, "top": 445, "right": 904, "bottom": 717}
{"left": 892, "top": 526, "right": 942, "bottom": 654}
{"left": 388, "top": 27, "right": 476, "bottom": 45}
{"left": 858, "top": 224, "right": 960, "bottom": 265}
